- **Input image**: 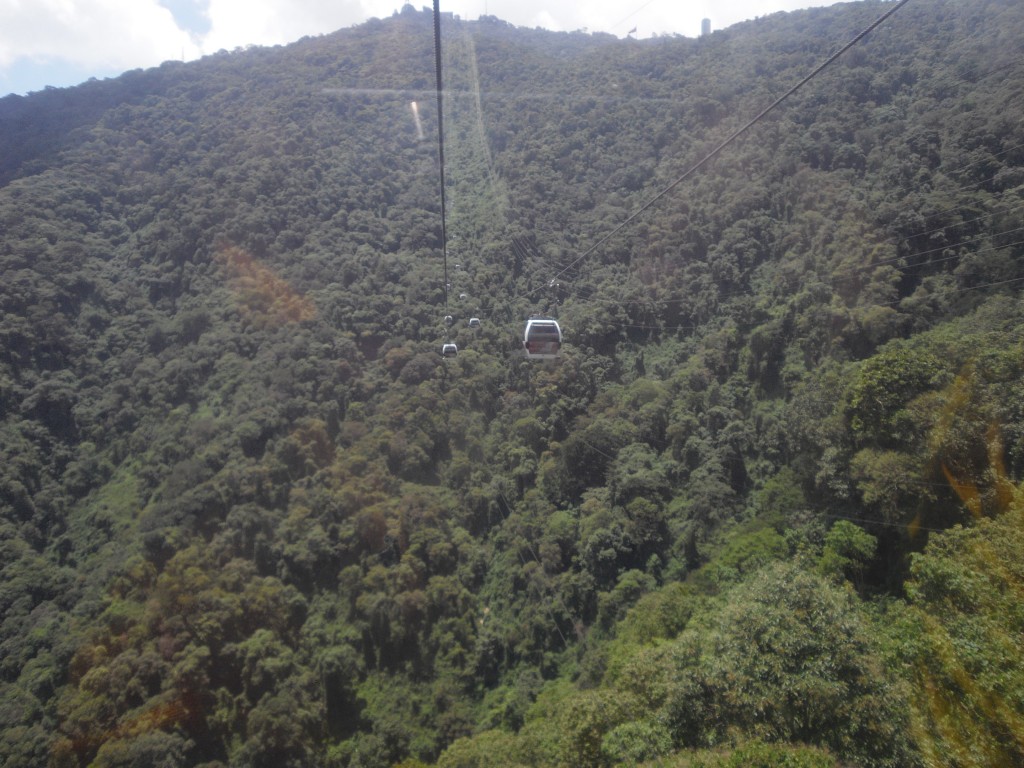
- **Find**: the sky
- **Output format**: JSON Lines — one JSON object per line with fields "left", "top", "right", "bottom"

{"left": 0, "top": 0, "right": 845, "bottom": 98}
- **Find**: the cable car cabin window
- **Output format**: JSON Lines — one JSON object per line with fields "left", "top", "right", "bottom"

{"left": 523, "top": 318, "right": 562, "bottom": 359}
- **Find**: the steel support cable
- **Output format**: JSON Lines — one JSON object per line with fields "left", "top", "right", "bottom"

{"left": 840, "top": 231, "right": 1024, "bottom": 276}
{"left": 517, "top": 253, "right": 1024, "bottom": 340}
{"left": 579, "top": 236, "right": 1024, "bottom": 318}
{"left": 561, "top": 198, "right": 1024, "bottom": 307}
{"left": 532, "top": 0, "right": 913, "bottom": 297}
{"left": 559, "top": 230, "right": 1024, "bottom": 313}
{"left": 886, "top": 200, "right": 1024, "bottom": 250}
{"left": 496, "top": 493, "right": 570, "bottom": 649}
{"left": 433, "top": 0, "right": 450, "bottom": 319}
{"left": 538, "top": 128, "right": 1023, "bottom": 309}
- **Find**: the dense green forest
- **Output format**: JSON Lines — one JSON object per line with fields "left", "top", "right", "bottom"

{"left": 2, "top": 1, "right": 1023, "bottom": 765}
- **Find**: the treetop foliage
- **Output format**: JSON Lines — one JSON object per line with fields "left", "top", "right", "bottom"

{"left": 2, "top": 0, "right": 1023, "bottom": 765}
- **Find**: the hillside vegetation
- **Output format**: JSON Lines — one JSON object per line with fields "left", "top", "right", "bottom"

{"left": 2, "top": 1, "right": 1024, "bottom": 766}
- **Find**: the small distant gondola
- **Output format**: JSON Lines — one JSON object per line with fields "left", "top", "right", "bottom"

{"left": 468, "top": 317, "right": 481, "bottom": 328}
{"left": 523, "top": 317, "right": 562, "bottom": 359}
{"left": 441, "top": 343, "right": 458, "bottom": 358}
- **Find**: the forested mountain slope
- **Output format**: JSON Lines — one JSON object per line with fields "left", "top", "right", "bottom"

{"left": 1, "top": 1, "right": 1023, "bottom": 766}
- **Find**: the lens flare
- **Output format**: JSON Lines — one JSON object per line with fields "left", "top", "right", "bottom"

{"left": 215, "top": 243, "right": 316, "bottom": 328}
{"left": 410, "top": 100, "right": 425, "bottom": 140}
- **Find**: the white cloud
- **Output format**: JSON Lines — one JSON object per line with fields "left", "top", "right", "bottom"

{"left": 0, "top": 0, "right": 847, "bottom": 95}
{"left": 529, "top": 10, "right": 565, "bottom": 32}
{"left": 199, "top": 0, "right": 368, "bottom": 53}
{"left": 0, "top": 0, "right": 200, "bottom": 70}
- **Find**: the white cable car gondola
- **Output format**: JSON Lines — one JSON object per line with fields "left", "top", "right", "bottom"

{"left": 441, "top": 342, "right": 458, "bottom": 358}
{"left": 468, "top": 317, "right": 481, "bottom": 329}
{"left": 523, "top": 316, "right": 562, "bottom": 359}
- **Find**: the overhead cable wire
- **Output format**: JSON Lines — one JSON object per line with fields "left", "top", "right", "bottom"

{"left": 872, "top": 272, "right": 1024, "bottom": 307}
{"left": 611, "top": 0, "right": 660, "bottom": 34}
{"left": 889, "top": 201, "right": 1024, "bottom": 248}
{"left": 533, "top": 0, "right": 913, "bottom": 296}
{"left": 496, "top": 493, "right": 571, "bottom": 649}
{"left": 942, "top": 139, "right": 1024, "bottom": 182}
{"left": 828, "top": 230, "right": 1024, "bottom": 278}
{"left": 433, "top": 0, "right": 451, "bottom": 318}
{"left": 541, "top": 251, "right": 1024, "bottom": 339}
{"left": 557, "top": 136, "right": 1024, "bottom": 308}
{"left": 564, "top": 230, "right": 1024, "bottom": 309}
{"left": 824, "top": 512, "right": 972, "bottom": 535}
{"left": 555, "top": 180, "right": 1023, "bottom": 309}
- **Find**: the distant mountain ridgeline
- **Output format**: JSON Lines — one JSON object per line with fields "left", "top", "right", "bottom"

{"left": 1, "top": 1, "right": 1023, "bottom": 766}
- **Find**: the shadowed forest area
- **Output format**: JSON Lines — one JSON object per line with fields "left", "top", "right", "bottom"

{"left": 2, "top": 1, "right": 1024, "bottom": 765}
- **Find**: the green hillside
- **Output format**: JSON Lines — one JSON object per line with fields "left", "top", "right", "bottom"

{"left": 2, "top": 1, "right": 1024, "bottom": 766}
